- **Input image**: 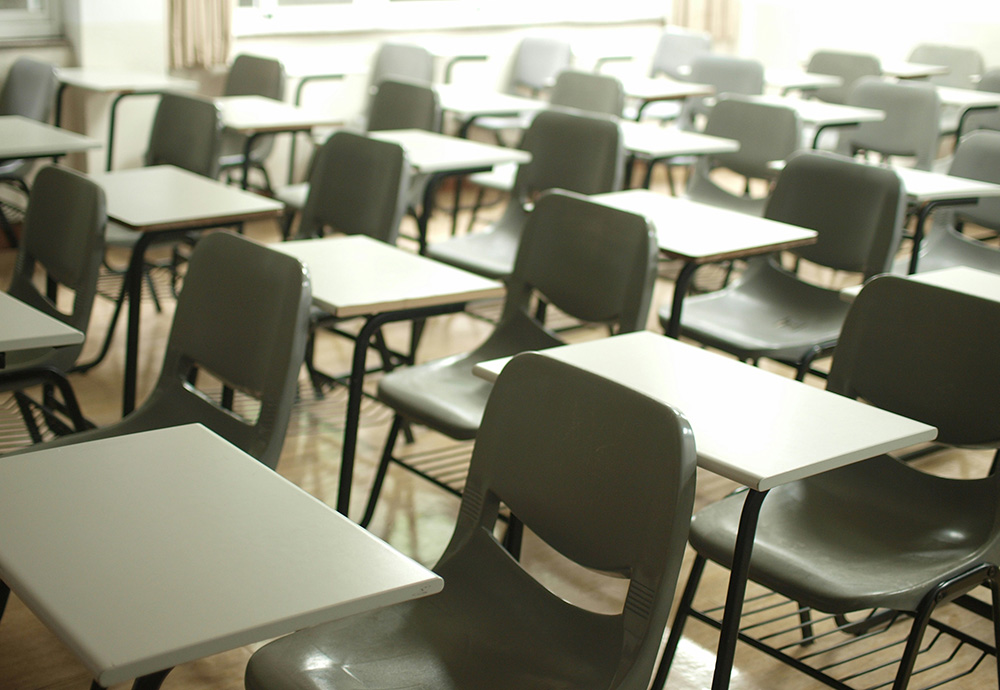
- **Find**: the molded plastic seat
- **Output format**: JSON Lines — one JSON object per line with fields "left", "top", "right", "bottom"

{"left": 363, "top": 190, "right": 657, "bottom": 525}
{"left": 662, "top": 275, "right": 1000, "bottom": 690}
{"left": 899, "top": 130, "right": 1000, "bottom": 274}
{"left": 246, "top": 351, "right": 697, "bottom": 690}
{"left": 837, "top": 76, "right": 942, "bottom": 171}
{"left": 805, "top": 50, "right": 882, "bottom": 105}
{"left": 23, "top": 232, "right": 312, "bottom": 471}
{"left": 0, "top": 57, "right": 58, "bottom": 246}
{"left": 217, "top": 54, "right": 286, "bottom": 192}
{"left": 962, "top": 68, "right": 1000, "bottom": 134}
{"left": 684, "top": 96, "right": 801, "bottom": 216}
{"left": 908, "top": 43, "right": 984, "bottom": 89}
{"left": 82, "top": 92, "right": 224, "bottom": 372}
{"left": 427, "top": 109, "right": 624, "bottom": 279}
{"left": 370, "top": 42, "right": 434, "bottom": 87}
{"left": 624, "top": 27, "right": 711, "bottom": 122}
{"left": 659, "top": 151, "right": 906, "bottom": 380}
{"left": 676, "top": 54, "right": 765, "bottom": 131}
{"left": 469, "top": 37, "right": 572, "bottom": 141}
{"left": 277, "top": 79, "right": 439, "bottom": 234}
{"left": 0, "top": 165, "right": 106, "bottom": 441}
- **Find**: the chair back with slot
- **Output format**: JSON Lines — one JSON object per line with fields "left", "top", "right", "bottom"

{"left": 25, "top": 232, "right": 312, "bottom": 470}
{"left": 805, "top": 50, "right": 882, "bottom": 104}
{"left": 839, "top": 76, "right": 941, "bottom": 171}
{"left": 218, "top": 54, "right": 286, "bottom": 185}
{"left": 549, "top": 69, "right": 625, "bottom": 117}
{"left": 678, "top": 54, "right": 764, "bottom": 131}
{"left": 367, "top": 78, "right": 441, "bottom": 132}
{"left": 426, "top": 109, "right": 624, "bottom": 279}
{"left": 906, "top": 129, "right": 1000, "bottom": 273}
{"left": 909, "top": 43, "right": 984, "bottom": 89}
{"left": 295, "top": 131, "right": 410, "bottom": 242}
{"left": 146, "top": 92, "right": 223, "bottom": 178}
{"left": 650, "top": 27, "right": 712, "bottom": 80}
{"left": 6, "top": 166, "right": 106, "bottom": 372}
{"left": 246, "top": 352, "right": 696, "bottom": 690}
{"left": 686, "top": 96, "right": 801, "bottom": 215}
{"left": 507, "top": 36, "right": 572, "bottom": 96}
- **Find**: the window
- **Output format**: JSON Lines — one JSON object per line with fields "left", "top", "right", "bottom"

{"left": 0, "top": 0, "right": 61, "bottom": 40}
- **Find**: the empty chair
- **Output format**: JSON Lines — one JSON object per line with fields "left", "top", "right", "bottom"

{"left": 79, "top": 92, "right": 223, "bottom": 372}
{"left": 837, "top": 76, "right": 941, "bottom": 171}
{"left": 659, "top": 151, "right": 906, "bottom": 380}
{"left": 288, "top": 131, "right": 411, "bottom": 392}
{"left": 900, "top": 130, "right": 1000, "bottom": 274}
{"left": 0, "top": 165, "right": 106, "bottom": 443}
{"left": 684, "top": 96, "right": 802, "bottom": 215}
{"left": 468, "top": 36, "right": 572, "bottom": 143}
{"left": 658, "top": 274, "right": 1000, "bottom": 690}
{"left": 676, "top": 54, "right": 765, "bottom": 131}
{"left": 217, "top": 54, "right": 286, "bottom": 192}
{"left": 246, "top": 351, "right": 696, "bottom": 690}
{"left": 805, "top": 49, "right": 882, "bottom": 105}
{"left": 0, "top": 57, "right": 58, "bottom": 247}
{"left": 370, "top": 42, "right": 434, "bottom": 88}
{"left": 650, "top": 26, "right": 712, "bottom": 80}
{"left": 427, "top": 109, "right": 624, "bottom": 279}
{"left": 17, "top": 231, "right": 312, "bottom": 471}
{"left": 276, "top": 78, "right": 439, "bottom": 236}
{"left": 362, "top": 190, "right": 658, "bottom": 526}
{"left": 908, "top": 43, "right": 984, "bottom": 90}
{"left": 961, "top": 67, "right": 1000, "bottom": 135}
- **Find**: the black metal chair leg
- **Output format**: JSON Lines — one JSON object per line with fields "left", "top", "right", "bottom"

{"left": 360, "top": 414, "right": 405, "bottom": 528}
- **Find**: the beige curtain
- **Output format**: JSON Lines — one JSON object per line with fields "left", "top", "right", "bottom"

{"left": 672, "top": 0, "right": 741, "bottom": 52}
{"left": 170, "top": 0, "right": 233, "bottom": 70}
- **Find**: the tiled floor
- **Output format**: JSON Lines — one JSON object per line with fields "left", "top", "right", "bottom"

{"left": 0, "top": 170, "right": 996, "bottom": 689}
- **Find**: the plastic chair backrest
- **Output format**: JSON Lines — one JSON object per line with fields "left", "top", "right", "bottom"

{"left": 6, "top": 166, "right": 106, "bottom": 371}
{"left": 909, "top": 43, "right": 984, "bottom": 89}
{"left": 145, "top": 232, "right": 311, "bottom": 469}
{"left": 367, "top": 78, "right": 441, "bottom": 132}
{"left": 549, "top": 70, "right": 625, "bottom": 117}
{"left": 679, "top": 54, "right": 764, "bottom": 130}
{"left": 145, "top": 92, "right": 223, "bottom": 178}
{"left": 296, "top": 131, "right": 410, "bottom": 243}
{"left": 765, "top": 152, "right": 905, "bottom": 278}
{"left": 0, "top": 57, "right": 57, "bottom": 121}
{"left": 841, "top": 76, "right": 941, "bottom": 171}
{"left": 499, "top": 190, "right": 657, "bottom": 335}
{"left": 511, "top": 109, "right": 624, "bottom": 203}
{"left": 961, "top": 68, "right": 1000, "bottom": 133}
{"left": 650, "top": 27, "right": 712, "bottom": 80}
{"left": 508, "top": 37, "right": 572, "bottom": 95}
{"left": 440, "top": 351, "right": 696, "bottom": 688}
{"left": 701, "top": 96, "right": 801, "bottom": 180}
{"left": 806, "top": 50, "right": 882, "bottom": 104}
{"left": 947, "top": 129, "right": 1000, "bottom": 232}
{"left": 370, "top": 43, "right": 434, "bottom": 87}
{"left": 225, "top": 54, "right": 286, "bottom": 100}
{"left": 829, "top": 275, "right": 1000, "bottom": 447}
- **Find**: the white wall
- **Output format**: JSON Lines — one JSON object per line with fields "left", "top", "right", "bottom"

{"left": 739, "top": 0, "right": 1000, "bottom": 68}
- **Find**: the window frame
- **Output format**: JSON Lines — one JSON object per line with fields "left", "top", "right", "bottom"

{"left": 0, "top": 0, "right": 62, "bottom": 40}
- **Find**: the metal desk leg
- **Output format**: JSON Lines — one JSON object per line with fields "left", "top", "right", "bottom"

{"left": 665, "top": 261, "right": 699, "bottom": 339}
{"left": 122, "top": 232, "right": 154, "bottom": 417}
{"left": 711, "top": 488, "right": 768, "bottom": 690}
{"left": 906, "top": 197, "right": 979, "bottom": 275}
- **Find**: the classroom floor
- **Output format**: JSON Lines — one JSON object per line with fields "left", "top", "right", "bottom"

{"left": 0, "top": 165, "right": 996, "bottom": 690}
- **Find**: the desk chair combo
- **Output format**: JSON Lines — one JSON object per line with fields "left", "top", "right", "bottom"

{"left": 427, "top": 108, "right": 625, "bottom": 280}
{"left": 836, "top": 76, "right": 942, "bottom": 172}
{"left": 619, "top": 27, "right": 712, "bottom": 122}
{"left": 0, "top": 56, "right": 58, "bottom": 248}
{"left": 361, "top": 190, "right": 658, "bottom": 529}
{"left": 962, "top": 68, "right": 1000, "bottom": 134}
{"left": 900, "top": 130, "right": 1000, "bottom": 275}
{"left": 805, "top": 49, "right": 882, "bottom": 105}
{"left": 660, "top": 151, "right": 906, "bottom": 381}
{"left": 78, "top": 91, "right": 224, "bottom": 373}
{"left": 14, "top": 231, "right": 312, "bottom": 471}
{"left": 676, "top": 54, "right": 765, "bottom": 132}
{"left": 683, "top": 96, "right": 801, "bottom": 216}
{"left": 217, "top": 54, "right": 286, "bottom": 193}
{"left": 288, "top": 131, "right": 412, "bottom": 395}
{"left": 909, "top": 43, "right": 986, "bottom": 138}
{"left": 247, "top": 351, "right": 697, "bottom": 690}
{"left": 0, "top": 165, "right": 105, "bottom": 444}
{"left": 464, "top": 69, "right": 625, "bottom": 228}
{"left": 657, "top": 274, "right": 1000, "bottom": 690}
